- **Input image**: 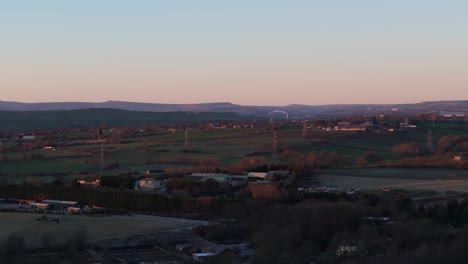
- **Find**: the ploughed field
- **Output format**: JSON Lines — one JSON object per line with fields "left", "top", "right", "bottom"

{"left": 0, "top": 212, "right": 207, "bottom": 247}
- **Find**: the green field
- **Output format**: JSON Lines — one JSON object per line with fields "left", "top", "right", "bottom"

{"left": 421, "top": 121, "right": 468, "bottom": 141}
{"left": 1, "top": 128, "right": 278, "bottom": 177}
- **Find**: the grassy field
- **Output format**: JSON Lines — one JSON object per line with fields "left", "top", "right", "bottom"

{"left": 420, "top": 122, "right": 468, "bottom": 141}
{"left": 323, "top": 168, "right": 468, "bottom": 180}
{"left": 318, "top": 168, "right": 468, "bottom": 198}
{"left": 0, "top": 212, "right": 207, "bottom": 247}
{"left": 0, "top": 128, "right": 274, "bottom": 176}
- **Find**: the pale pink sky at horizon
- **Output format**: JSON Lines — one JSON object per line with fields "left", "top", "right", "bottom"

{"left": 1, "top": 1, "right": 467, "bottom": 105}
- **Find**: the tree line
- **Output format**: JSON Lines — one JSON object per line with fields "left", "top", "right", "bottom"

{"left": 0, "top": 183, "right": 239, "bottom": 214}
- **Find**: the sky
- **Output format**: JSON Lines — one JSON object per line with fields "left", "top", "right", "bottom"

{"left": 1, "top": 1, "right": 467, "bottom": 106}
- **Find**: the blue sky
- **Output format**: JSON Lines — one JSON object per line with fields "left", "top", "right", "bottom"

{"left": 1, "top": 1, "right": 467, "bottom": 105}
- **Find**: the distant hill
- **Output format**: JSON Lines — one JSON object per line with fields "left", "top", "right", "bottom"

{"left": 0, "top": 100, "right": 240, "bottom": 112}
{"left": 0, "top": 100, "right": 467, "bottom": 120}
{"left": 0, "top": 109, "right": 253, "bottom": 130}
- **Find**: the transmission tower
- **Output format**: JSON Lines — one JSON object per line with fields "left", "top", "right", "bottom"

{"left": 100, "top": 140, "right": 105, "bottom": 172}
{"left": 113, "top": 129, "right": 121, "bottom": 144}
{"left": 97, "top": 128, "right": 104, "bottom": 172}
{"left": 427, "top": 130, "right": 433, "bottom": 153}
{"left": 432, "top": 113, "right": 436, "bottom": 128}
{"left": 272, "top": 130, "right": 279, "bottom": 157}
{"left": 184, "top": 128, "right": 189, "bottom": 148}
{"left": 302, "top": 121, "right": 307, "bottom": 139}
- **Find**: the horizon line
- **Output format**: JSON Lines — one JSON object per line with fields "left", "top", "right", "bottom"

{"left": 2, "top": 99, "right": 467, "bottom": 107}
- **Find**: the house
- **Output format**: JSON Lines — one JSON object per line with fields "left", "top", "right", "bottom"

{"left": 67, "top": 207, "right": 82, "bottom": 214}
{"left": 43, "top": 146, "right": 55, "bottom": 151}
{"left": 18, "top": 201, "right": 34, "bottom": 209}
{"left": 454, "top": 153, "right": 467, "bottom": 161}
{"left": 21, "top": 135, "right": 36, "bottom": 141}
{"left": 31, "top": 202, "right": 52, "bottom": 210}
{"left": 42, "top": 199, "right": 79, "bottom": 209}
{"left": 138, "top": 177, "right": 164, "bottom": 191}
{"left": 440, "top": 111, "right": 466, "bottom": 118}
{"left": 77, "top": 179, "right": 100, "bottom": 186}
{"left": 247, "top": 172, "right": 268, "bottom": 181}
{"left": 336, "top": 240, "right": 367, "bottom": 257}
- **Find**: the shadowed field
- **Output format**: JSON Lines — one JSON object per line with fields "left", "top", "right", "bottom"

{"left": 318, "top": 168, "right": 468, "bottom": 198}
{"left": 0, "top": 212, "right": 207, "bottom": 247}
